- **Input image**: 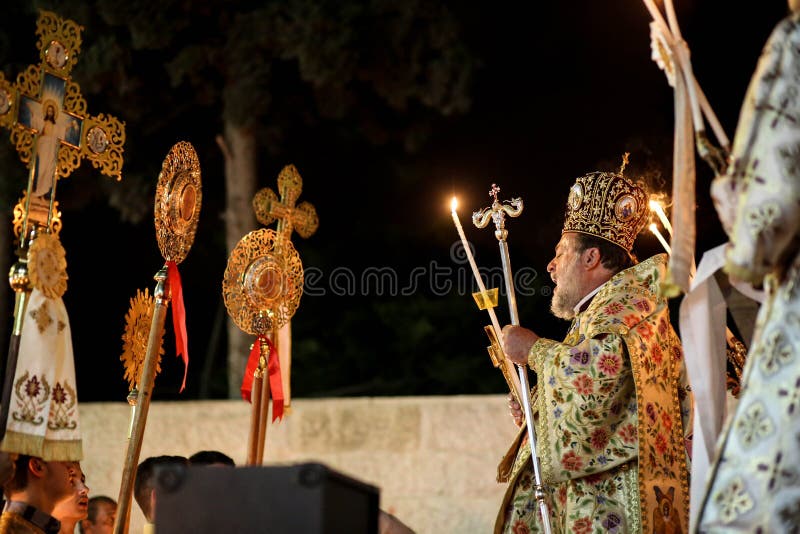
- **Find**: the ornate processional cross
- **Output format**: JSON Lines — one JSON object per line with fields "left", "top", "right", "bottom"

{"left": 0, "top": 10, "right": 125, "bottom": 237}
{"left": 0, "top": 10, "right": 125, "bottom": 446}
{"left": 253, "top": 164, "right": 319, "bottom": 242}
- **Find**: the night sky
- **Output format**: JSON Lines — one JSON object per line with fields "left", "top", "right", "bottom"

{"left": 0, "top": 0, "right": 791, "bottom": 402}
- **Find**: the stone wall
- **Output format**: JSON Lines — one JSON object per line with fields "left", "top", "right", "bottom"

{"left": 80, "top": 394, "right": 517, "bottom": 533}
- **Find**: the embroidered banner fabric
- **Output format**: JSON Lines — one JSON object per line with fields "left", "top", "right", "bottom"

{"left": 0, "top": 289, "right": 81, "bottom": 460}
{"left": 701, "top": 13, "right": 800, "bottom": 532}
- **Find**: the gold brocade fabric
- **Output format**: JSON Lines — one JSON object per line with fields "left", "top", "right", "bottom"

{"left": 496, "top": 255, "right": 690, "bottom": 533}
{"left": 701, "top": 12, "right": 800, "bottom": 533}
{"left": 0, "top": 512, "right": 47, "bottom": 534}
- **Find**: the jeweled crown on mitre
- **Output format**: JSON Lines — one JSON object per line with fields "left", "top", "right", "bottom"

{"left": 561, "top": 160, "right": 649, "bottom": 253}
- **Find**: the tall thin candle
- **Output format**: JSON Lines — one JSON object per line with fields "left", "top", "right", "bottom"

{"left": 451, "top": 197, "right": 504, "bottom": 337}
{"left": 649, "top": 199, "right": 674, "bottom": 236}
{"left": 650, "top": 223, "right": 672, "bottom": 254}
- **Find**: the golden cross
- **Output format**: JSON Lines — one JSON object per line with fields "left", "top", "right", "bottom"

{"left": 0, "top": 11, "right": 125, "bottom": 234}
{"left": 253, "top": 164, "right": 318, "bottom": 240}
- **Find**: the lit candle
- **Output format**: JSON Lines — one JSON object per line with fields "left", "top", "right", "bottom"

{"left": 451, "top": 197, "right": 488, "bottom": 293}
{"left": 649, "top": 223, "right": 672, "bottom": 254}
{"left": 451, "top": 197, "right": 504, "bottom": 337}
{"left": 649, "top": 199, "right": 673, "bottom": 236}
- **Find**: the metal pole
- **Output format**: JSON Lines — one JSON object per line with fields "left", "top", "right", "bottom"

{"left": 0, "top": 225, "right": 36, "bottom": 442}
{"left": 113, "top": 266, "right": 170, "bottom": 534}
{"left": 256, "top": 335, "right": 272, "bottom": 464}
{"left": 473, "top": 188, "right": 552, "bottom": 533}
{"left": 499, "top": 240, "right": 552, "bottom": 533}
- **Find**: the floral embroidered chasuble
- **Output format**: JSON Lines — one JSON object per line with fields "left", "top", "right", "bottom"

{"left": 497, "top": 255, "right": 689, "bottom": 534}
{"left": 701, "top": 13, "right": 800, "bottom": 533}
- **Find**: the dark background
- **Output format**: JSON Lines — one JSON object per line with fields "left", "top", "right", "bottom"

{"left": 0, "top": 0, "right": 790, "bottom": 402}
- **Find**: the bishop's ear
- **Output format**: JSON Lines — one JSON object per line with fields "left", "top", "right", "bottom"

{"left": 582, "top": 247, "right": 602, "bottom": 269}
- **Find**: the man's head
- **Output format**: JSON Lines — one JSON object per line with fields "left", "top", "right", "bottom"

{"left": 550, "top": 165, "right": 648, "bottom": 319}
{"left": 547, "top": 232, "right": 635, "bottom": 319}
{"left": 79, "top": 496, "right": 116, "bottom": 534}
{"left": 52, "top": 462, "right": 89, "bottom": 525}
{"left": 188, "top": 450, "right": 235, "bottom": 467}
{"left": 4, "top": 455, "right": 80, "bottom": 513}
{"left": 134, "top": 456, "right": 187, "bottom": 522}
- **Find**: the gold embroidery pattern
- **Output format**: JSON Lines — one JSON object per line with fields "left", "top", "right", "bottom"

{"left": 561, "top": 171, "right": 649, "bottom": 252}
{"left": 29, "top": 301, "right": 52, "bottom": 334}
{"left": 581, "top": 255, "right": 689, "bottom": 531}
{"left": 757, "top": 329, "right": 794, "bottom": 376}
{"left": 11, "top": 371, "right": 50, "bottom": 425}
{"left": 712, "top": 477, "right": 754, "bottom": 524}
{"left": 735, "top": 402, "right": 774, "bottom": 448}
{"left": 531, "top": 338, "right": 559, "bottom": 484}
{"left": 745, "top": 203, "right": 780, "bottom": 239}
{"left": 47, "top": 380, "right": 77, "bottom": 430}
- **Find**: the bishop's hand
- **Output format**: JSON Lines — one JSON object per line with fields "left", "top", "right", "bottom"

{"left": 502, "top": 325, "right": 539, "bottom": 366}
{"left": 507, "top": 393, "right": 523, "bottom": 427}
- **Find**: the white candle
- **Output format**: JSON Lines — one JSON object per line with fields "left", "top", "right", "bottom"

{"left": 664, "top": 0, "right": 682, "bottom": 40}
{"left": 451, "top": 197, "right": 503, "bottom": 336}
{"left": 451, "top": 197, "right": 487, "bottom": 293}
{"left": 649, "top": 223, "right": 672, "bottom": 254}
{"left": 649, "top": 199, "right": 673, "bottom": 237}
{"left": 642, "top": 0, "right": 671, "bottom": 36}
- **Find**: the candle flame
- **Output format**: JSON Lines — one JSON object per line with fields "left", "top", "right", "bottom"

{"left": 648, "top": 196, "right": 673, "bottom": 237}
{"left": 649, "top": 223, "right": 672, "bottom": 254}
{"left": 450, "top": 197, "right": 458, "bottom": 213}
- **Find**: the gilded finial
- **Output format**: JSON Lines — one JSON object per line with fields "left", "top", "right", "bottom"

{"left": 489, "top": 183, "right": 500, "bottom": 202}
{"left": 619, "top": 152, "right": 630, "bottom": 175}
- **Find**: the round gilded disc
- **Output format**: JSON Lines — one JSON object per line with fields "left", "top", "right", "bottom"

{"left": 28, "top": 232, "right": 68, "bottom": 299}
{"left": 154, "top": 142, "right": 202, "bottom": 264}
{"left": 222, "top": 228, "right": 304, "bottom": 335}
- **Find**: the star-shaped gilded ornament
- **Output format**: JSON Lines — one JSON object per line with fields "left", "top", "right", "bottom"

{"left": 120, "top": 288, "right": 163, "bottom": 390}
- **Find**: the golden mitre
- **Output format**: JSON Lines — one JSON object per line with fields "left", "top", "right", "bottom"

{"left": 562, "top": 168, "right": 649, "bottom": 253}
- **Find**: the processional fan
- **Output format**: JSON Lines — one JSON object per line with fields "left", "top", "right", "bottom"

{"left": 223, "top": 223, "right": 304, "bottom": 465}
{"left": 114, "top": 141, "right": 202, "bottom": 534}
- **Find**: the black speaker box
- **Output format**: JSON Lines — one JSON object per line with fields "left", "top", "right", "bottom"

{"left": 155, "top": 462, "right": 380, "bottom": 533}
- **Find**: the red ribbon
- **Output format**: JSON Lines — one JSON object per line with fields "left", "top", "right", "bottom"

{"left": 267, "top": 341, "right": 284, "bottom": 422}
{"left": 241, "top": 340, "right": 262, "bottom": 402}
{"left": 240, "top": 337, "right": 284, "bottom": 422}
{"left": 166, "top": 261, "right": 189, "bottom": 392}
